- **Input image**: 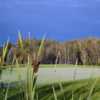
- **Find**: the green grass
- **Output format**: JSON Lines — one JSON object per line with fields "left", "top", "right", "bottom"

{"left": 37, "top": 78, "right": 100, "bottom": 100}
{"left": 40, "top": 64, "right": 100, "bottom": 68}
{"left": 0, "top": 78, "right": 100, "bottom": 100}
{"left": 0, "top": 64, "right": 100, "bottom": 69}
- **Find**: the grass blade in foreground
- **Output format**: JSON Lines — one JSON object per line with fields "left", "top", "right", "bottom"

{"left": 52, "top": 85, "right": 58, "bottom": 100}
{"left": 4, "top": 84, "right": 10, "bottom": 100}
{"left": 87, "top": 78, "right": 99, "bottom": 100}
{"left": 18, "top": 31, "right": 23, "bottom": 48}
{"left": 37, "top": 34, "right": 46, "bottom": 60}
{"left": 2, "top": 38, "right": 9, "bottom": 64}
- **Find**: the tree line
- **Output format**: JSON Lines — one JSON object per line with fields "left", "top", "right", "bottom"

{"left": 0, "top": 38, "right": 100, "bottom": 65}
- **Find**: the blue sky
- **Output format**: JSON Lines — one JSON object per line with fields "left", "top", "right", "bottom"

{"left": 0, "top": 0, "right": 100, "bottom": 43}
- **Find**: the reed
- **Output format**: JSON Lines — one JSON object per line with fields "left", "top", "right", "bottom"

{"left": 0, "top": 33, "right": 100, "bottom": 100}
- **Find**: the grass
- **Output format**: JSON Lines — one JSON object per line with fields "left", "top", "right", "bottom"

{"left": 0, "top": 33, "right": 100, "bottom": 100}
{"left": 0, "top": 63, "right": 100, "bottom": 69}
{"left": 37, "top": 78, "right": 100, "bottom": 100}
{"left": 40, "top": 64, "right": 100, "bottom": 68}
{"left": 0, "top": 78, "right": 100, "bottom": 100}
{"left": 0, "top": 32, "right": 46, "bottom": 100}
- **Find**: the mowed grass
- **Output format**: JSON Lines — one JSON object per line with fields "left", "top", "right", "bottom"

{"left": 40, "top": 64, "right": 100, "bottom": 68}
{"left": 0, "top": 64, "right": 100, "bottom": 69}
{"left": 0, "top": 78, "right": 100, "bottom": 100}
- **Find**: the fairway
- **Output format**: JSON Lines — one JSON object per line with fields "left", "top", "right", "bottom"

{"left": 0, "top": 65, "right": 100, "bottom": 85}
{"left": 40, "top": 64, "right": 100, "bottom": 68}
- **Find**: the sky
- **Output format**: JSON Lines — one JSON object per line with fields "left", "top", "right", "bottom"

{"left": 0, "top": 0, "right": 100, "bottom": 44}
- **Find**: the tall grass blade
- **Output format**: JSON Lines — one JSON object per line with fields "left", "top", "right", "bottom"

{"left": 37, "top": 34, "right": 46, "bottom": 60}
{"left": 4, "top": 84, "right": 10, "bottom": 100}
{"left": 79, "top": 95, "right": 82, "bottom": 100}
{"left": 25, "top": 55, "right": 37, "bottom": 100}
{"left": 87, "top": 78, "right": 98, "bottom": 100}
{"left": 2, "top": 38, "right": 9, "bottom": 64}
{"left": 18, "top": 31, "right": 23, "bottom": 48}
{"left": 59, "top": 82, "right": 66, "bottom": 100}
{"left": 52, "top": 85, "right": 58, "bottom": 100}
